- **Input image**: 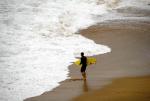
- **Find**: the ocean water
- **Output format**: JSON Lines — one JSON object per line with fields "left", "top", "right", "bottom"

{"left": 0, "top": 0, "right": 150, "bottom": 101}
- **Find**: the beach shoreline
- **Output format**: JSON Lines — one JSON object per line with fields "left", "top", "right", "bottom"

{"left": 24, "top": 19, "right": 150, "bottom": 101}
{"left": 73, "top": 75, "right": 150, "bottom": 101}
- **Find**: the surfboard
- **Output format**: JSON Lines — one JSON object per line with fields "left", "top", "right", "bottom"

{"left": 74, "top": 57, "right": 96, "bottom": 66}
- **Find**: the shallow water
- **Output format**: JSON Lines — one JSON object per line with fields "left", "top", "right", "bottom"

{"left": 0, "top": 0, "right": 149, "bottom": 101}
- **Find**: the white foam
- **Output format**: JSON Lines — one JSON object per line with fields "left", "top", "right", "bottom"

{"left": 0, "top": 0, "right": 112, "bottom": 101}
{"left": 0, "top": 0, "right": 149, "bottom": 101}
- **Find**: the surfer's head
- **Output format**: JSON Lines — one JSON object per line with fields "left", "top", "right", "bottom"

{"left": 81, "top": 52, "right": 84, "bottom": 56}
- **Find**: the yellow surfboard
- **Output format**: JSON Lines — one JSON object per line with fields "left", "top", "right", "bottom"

{"left": 74, "top": 57, "right": 96, "bottom": 66}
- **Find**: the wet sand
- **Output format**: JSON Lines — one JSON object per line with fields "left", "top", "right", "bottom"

{"left": 24, "top": 20, "right": 150, "bottom": 101}
{"left": 73, "top": 76, "right": 150, "bottom": 101}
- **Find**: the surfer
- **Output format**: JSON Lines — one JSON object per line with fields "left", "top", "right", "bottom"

{"left": 80, "top": 52, "right": 87, "bottom": 80}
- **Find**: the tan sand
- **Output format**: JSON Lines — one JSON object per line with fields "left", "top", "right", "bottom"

{"left": 24, "top": 20, "right": 150, "bottom": 101}
{"left": 73, "top": 76, "right": 150, "bottom": 101}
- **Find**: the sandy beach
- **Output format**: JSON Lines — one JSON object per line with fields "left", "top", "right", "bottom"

{"left": 24, "top": 20, "right": 150, "bottom": 101}
{"left": 73, "top": 76, "right": 150, "bottom": 101}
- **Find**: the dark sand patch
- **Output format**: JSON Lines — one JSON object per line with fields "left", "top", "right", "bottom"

{"left": 116, "top": 6, "right": 150, "bottom": 17}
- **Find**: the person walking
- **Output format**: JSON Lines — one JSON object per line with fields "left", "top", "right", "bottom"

{"left": 80, "top": 52, "right": 87, "bottom": 80}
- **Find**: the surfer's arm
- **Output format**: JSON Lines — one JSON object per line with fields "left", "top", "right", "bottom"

{"left": 80, "top": 61, "right": 82, "bottom": 65}
{"left": 80, "top": 58, "right": 82, "bottom": 65}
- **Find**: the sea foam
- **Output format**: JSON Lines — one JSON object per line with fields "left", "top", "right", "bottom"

{"left": 0, "top": 0, "right": 149, "bottom": 101}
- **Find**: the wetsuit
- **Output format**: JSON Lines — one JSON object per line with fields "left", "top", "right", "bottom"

{"left": 80, "top": 56, "right": 87, "bottom": 73}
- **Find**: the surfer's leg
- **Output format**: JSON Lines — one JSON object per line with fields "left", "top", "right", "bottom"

{"left": 82, "top": 72, "right": 86, "bottom": 80}
{"left": 81, "top": 65, "right": 87, "bottom": 80}
{"left": 83, "top": 72, "right": 86, "bottom": 80}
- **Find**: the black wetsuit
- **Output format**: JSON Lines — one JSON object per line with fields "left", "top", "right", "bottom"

{"left": 80, "top": 56, "right": 87, "bottom": 72}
